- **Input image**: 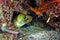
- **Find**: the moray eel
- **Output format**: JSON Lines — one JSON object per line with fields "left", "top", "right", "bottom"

{"left": 14, "top": 14, "right": 32, "bottom": 27}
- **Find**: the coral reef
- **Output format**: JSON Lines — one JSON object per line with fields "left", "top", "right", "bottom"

{"left": 0, "top": 0, "right": 60, "bottom": 40}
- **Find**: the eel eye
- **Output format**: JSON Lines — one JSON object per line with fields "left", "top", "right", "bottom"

{"left": 24, "top": 16, "right": 27, "bottom": 20}
{"left": 24, "top": 16, "right": 29, "bottom": 21}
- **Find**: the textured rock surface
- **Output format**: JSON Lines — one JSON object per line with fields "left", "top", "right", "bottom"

{"left": 20, "top": 31, "right": 60, "bottom": 40}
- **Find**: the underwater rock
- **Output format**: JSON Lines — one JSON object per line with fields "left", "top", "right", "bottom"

{"left": 21, "top": 31, "right": 60, "bottom": 40}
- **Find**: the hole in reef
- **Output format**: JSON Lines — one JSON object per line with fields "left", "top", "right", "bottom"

{"left": 11, "top": 11, "right": 20, "bottom": 22}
